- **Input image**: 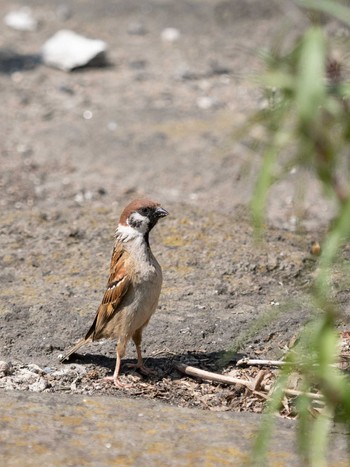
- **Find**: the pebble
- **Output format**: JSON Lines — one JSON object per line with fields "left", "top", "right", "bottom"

{"left": 83, "top": 110, "right": 93, "bottom": 120}
{"left": 196, "top": 96, "right": 214, "bottom": 110}
{"left": 161, "top": 28, "right": 181, "bottom": 42}
{"left": 27, "top": 363, "right": 43, "bottom": 374}
{"left": 74, "top": 190, "right": 93, "bottom": 204}
{"left": 41, "top": 30, "right": 108, "bottom": 71}
{"left": 4, "top": 7, "right": 38, "bottom": 32}
{"left": 0, "top": 361, "right": 13, "bottom": 376}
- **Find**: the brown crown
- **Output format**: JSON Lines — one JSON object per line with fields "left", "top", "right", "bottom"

{"left": 119, "top": 198, "right": 161, "bottom": 225}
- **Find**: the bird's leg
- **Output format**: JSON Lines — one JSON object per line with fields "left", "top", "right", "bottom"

{"left": 102, "top": 340, "right": 129, "bottom": 387}
{"left": 127, "top": 328, "right": 156, "bottom": 375}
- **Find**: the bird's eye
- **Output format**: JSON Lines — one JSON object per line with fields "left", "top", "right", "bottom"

{"left": 139, "top": 207, "right": 150, "bottom": 216}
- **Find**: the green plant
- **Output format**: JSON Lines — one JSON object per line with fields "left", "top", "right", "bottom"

{"left": 246, "top": 0, "right": 350, "bottom": 464}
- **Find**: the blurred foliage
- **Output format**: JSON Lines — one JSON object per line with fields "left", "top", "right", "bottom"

{"left": 245, "top": 0, "right": 350, "bottom": 464}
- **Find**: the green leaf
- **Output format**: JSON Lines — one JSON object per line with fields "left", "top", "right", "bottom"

{"left": 261, "top": 70, "right": 295, "bottom": 90}
{"left": 297, "top": 0, "right": 350, "bottom": 26}
{"left": 296, "top": 27, "right": 326, "bottom": 124}
{"left": 309, "top": 406, "right": 333, "bottom": 467}
{"left": 316, "top": 196, "right": 350, "bottom": 293}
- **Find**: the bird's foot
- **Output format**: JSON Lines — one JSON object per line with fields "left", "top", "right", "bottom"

{"left": 101, "top": 376, "right": 131, "bottom": 388}
{"left": 127, "top": 362, "right": 156, "bottom": 376}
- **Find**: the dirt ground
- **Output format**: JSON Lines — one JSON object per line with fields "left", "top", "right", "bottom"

{"left": 1, "top": 0, "right": 349, "bottom": 410}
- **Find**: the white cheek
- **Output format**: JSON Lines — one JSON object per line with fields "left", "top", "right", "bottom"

{"left": 128, "top": 212, "right": 149, "bottom": 234}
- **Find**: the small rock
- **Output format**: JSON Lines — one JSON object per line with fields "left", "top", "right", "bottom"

{"left": 0, "top": 361, "right": 13, "bottom": 376}
{"left": 196, "top": 96, "right": 214, "bottom": 110}
{"left": 41, "top": 30, "right": 108, "bottom": 71}
{"left": 74, "top": 190, "right": 93, "bottom": 204}
{"left": 209, "top": 60, "right": 231, "bottom": 76}
{"left": 27, "top": 363, "right": 43, "bottom": 374}
{"left": 29, "top": 378, "right": 48, "bottom": 392}
{"left": 4, "top": 7, "right": 38, "bottom": 32}
{"left": 161, "top": 28, "right": 180, "bottom": 42}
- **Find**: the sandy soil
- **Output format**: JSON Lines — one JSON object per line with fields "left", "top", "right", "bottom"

{"left": 1, "top": 0, "right": 349, "bottom": 408}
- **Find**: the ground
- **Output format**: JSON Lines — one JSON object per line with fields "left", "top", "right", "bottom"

{"left": 0, "top": 0, "right": 349, "bottom": 410}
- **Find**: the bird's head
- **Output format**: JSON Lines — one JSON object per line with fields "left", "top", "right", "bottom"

{"left": 117, "top": 198, "right": 168, "bottom": 242}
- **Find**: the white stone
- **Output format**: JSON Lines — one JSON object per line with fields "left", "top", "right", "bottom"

{"left": 161, "top": 28, "right": 180, "bottom": 42}
{"left": 27, "top": 363, "right": 43, "bottom": 374}
{"left": 196, "top": 96, "right": 214, "bottom": 110}
{"left": 4, "top": 7, "right": 37, "bottom": 32}
{"left": 0, "top": 361, "right": 12, "bottom": 376}
{"left": 41, "top": 30, "right": 107, "bottom": 71}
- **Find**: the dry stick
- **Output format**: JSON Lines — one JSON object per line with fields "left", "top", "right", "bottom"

{"left": 237, "top": 358, "right": 286, "bottom": 367}
{"left": 237, "top": 357, "right": 339, "bottom": 369}
{"left": 284, "top": 388, "right": 324, "bottom": 401}
{"left": 252, "top": 369, "right": 266, "bottom": 391}
{"left": 175, "top": 363, "right": 325, "bottom": 402}
{"left": 174, "top": 362, "right": 254, "bottom": 391}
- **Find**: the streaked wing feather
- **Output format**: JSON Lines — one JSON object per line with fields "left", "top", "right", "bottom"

{"left": 85, "top": 243, "right": 131, "bottom": 339}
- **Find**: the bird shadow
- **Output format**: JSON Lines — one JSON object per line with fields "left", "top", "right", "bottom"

{"left": 61, "top": 348, "right": 246, "bottom": 381}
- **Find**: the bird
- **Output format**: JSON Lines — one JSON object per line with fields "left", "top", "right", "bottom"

{"left": 60, "top": 198, "right": 168, "bottom": 386}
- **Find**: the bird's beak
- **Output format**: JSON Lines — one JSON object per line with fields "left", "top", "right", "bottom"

{"left": 156, "top": 207, "right": 168, "bottom": 218}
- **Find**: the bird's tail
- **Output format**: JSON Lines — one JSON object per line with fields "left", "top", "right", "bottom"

{"left": 59, "top": 337, "right": 91, "bottom": 362}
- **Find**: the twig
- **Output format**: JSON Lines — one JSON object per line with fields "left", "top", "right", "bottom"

{"left": 151, "top": 348, "right": 177, "bottom": 357}
{"left": 174, "top": 363, "right": 254, "bottom": 390}
{"left": 175, "top": 363, "right": 325, "bottom": 402}
{"left": 237, "top": 357, "right": 286, "bottom": 367}
{"left": 284, "top": 388, "right": 324, "bottom": 401}
{"left": 252, "top": 369, "right": 266, "bottom": 391}
{"left": 237, "top": 357, "right": 338, "bottom": 369}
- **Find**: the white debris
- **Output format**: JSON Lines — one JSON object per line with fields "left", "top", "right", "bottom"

{"left": 196, "top": 96, "right": 214, "bottom": 110}
{"left": 17, "top": 368, "right": 40, "bottom": 383}
{"left": 83, "top": 110, "right": 93, "bottom": 120}
{"left": 4, "top": 7, "right": 38, "bottom": 32}
{"left": 51, "top": 364, "right": 86, "bottom": 377}
{"left": 27, "top": 363, "right": 43, "bottom": 374}
{"left": 161, "top": 28, "right": 180, "bottom": 42}
{"left": 29, "top": 378, "right": 48, "bottom": 392}
{"left": 41, "top": 30, "right": 108, "bottom": 71}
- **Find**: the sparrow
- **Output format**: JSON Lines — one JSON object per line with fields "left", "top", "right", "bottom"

{"left": 60, "top": 198, "right": 168, "bottom": 386}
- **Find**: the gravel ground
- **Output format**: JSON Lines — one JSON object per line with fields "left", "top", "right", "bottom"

{"left": 1, "top": 0, "right": 349, "bottom": 411}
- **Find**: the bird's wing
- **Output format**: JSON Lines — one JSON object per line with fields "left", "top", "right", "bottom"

{"left": 85, "top": 243, "right": 132, "bottom": 340}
